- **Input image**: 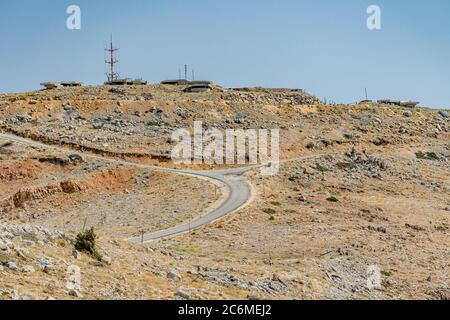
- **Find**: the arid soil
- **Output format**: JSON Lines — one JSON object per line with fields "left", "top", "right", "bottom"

{"left": 0, "top": 85, "right": 448, "bottom": 300}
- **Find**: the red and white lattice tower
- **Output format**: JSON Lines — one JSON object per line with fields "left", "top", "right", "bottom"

{"left": 105, "top": 34, "right": 119, "bottom": 82}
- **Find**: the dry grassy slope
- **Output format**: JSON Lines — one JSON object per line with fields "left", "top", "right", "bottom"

{"left": 0, "top": 85, "right": 449, "bottom": 300}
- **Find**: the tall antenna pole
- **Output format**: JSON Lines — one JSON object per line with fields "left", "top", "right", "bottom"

{"left": 365, "top": 88, "right": 368, "bottom": 100}
{"left": 184, "top": 64, "right": 188, "bottom": 81}
{"left": 192, "top": 69, "right": 195, "bottom": 81}
{"left": 105, "top": 34, "right": 119, "bottom": 82}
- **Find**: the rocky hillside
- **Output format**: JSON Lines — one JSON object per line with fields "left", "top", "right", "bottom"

{"left": 0, "top": 85, "right": 448, "bottom": 300}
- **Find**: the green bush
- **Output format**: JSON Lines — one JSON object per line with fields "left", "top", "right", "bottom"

{"left": 327, "top": 196, "right": 339, "bottom": 203}
{"left": 415, "top": 152, "right": 439, "bottom": 161}
{"left": 74, "top": 228, "right": 102, "bottom": 261}
{"left": 263, "top": 208, "right": 276, "bottom": 215}
{"left": 314, "top": 163, "right": 330, "bottom": 172}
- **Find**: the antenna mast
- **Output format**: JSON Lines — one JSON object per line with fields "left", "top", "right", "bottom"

{"left": 105, "top": 34, "right": 119, "bottom": 82}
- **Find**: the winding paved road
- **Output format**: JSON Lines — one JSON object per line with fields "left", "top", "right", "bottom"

{"left": 0, "top": 131, "right": 335, "bottom": 243}
{"left": 0, "top": 132, "right": 255, "bottom": 243}
{"left": 129, "top": 168, "right": 253, "bottom": 243}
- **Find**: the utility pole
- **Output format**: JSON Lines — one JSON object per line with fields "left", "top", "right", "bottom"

{"left": 82, "top": 217, "right": 88, "bottom": 232}
{"left": 105, "top": 34, "right": 119, "bottom": 82}
{"left": 184, "top": 64, "right": 188, "bottom": 80}
{"left": 140, "top": 230, "right": 145, "bottom": 245}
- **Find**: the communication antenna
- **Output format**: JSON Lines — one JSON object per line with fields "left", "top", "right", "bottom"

{"left": 192, "top": 69, "right": 195, "bottom": 81}
{"left": 105, "top": 34, "right": 119, "bottom": 82}
{"left": 365, "top": 88, "right": 369, "bottom": 100}
{"left": 184, "top": 64, "right": 188, "bottom": 80}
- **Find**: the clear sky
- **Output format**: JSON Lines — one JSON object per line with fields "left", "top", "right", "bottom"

{"left": 0, "top": 0, "right": 449, "bottom": 108}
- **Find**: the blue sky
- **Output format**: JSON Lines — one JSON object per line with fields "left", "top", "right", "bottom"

{"left": 0, "top": 0, "right": 449, "bottom": 108}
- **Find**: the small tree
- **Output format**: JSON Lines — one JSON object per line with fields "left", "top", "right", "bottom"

{"left": 74, "top": 227, "right": 102, "bottom": 261}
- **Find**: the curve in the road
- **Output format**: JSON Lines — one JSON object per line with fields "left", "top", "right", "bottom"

{"left": 129, "top": 168, "right": 253, "bottom": 243}
{"left": 0, "top": 132, "right": 255, "bottom": 243}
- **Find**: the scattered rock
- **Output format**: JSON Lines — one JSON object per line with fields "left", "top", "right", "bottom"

{"left": 373, "top": 137, "right": 390, "bottom": 146}
{"left": 438, "top": 111, "right": 449, "bottom": 118}
{"left": 68, "top": 289, "right": 83, "bottom": 298}
{"left": 167, "top": 270, "right": 181, "bottom": 282}
{"left": 367, "top": 225, "right": 387, "bottom": 233}
{"left": 403, "top": 110, "right": 413, "bottom": 117}
{"left": 101, "top": 255, "right": 112, "bottom": 265}
{"left": 321, "top": 139, "right": 333, "bottom": 147}
{"left": 0, "top": 242, "right": 8, "bottom": 251}
{"left": 68, "top": 154, "right": 83, "bottom": 163}
{"left": 72, "top": 250, "right": 81, "bottom": 260}
{"left": 36, "top": 259, "right": 51, "bottom": 271}
{"left": 175, "top": 289, "right": 190, "bottom": 300}
{"left": 11, "top": 290, "right": 20, "bottom": 300}
{"left": 37, "top": 156, "right": 70, "bottom": 166}
{"left": 344, "top": 132, "right": 355, "bottom": 140}
{"left": 22, "top": 265, "right": 35, "bottom": 273}
{"left": 7, "top": 262, "right": 18, "bottom": 271}
{"left": 177, "top": 110, "right": 189, "bottom": 120}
